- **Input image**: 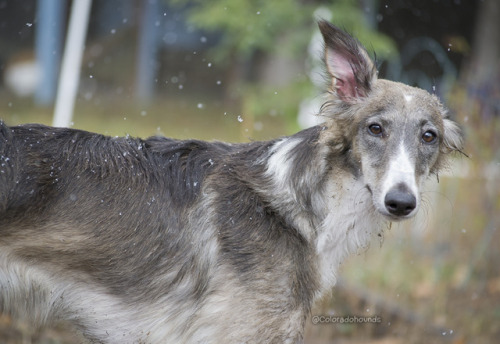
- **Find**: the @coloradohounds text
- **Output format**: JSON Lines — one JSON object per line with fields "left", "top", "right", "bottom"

{"left": 312, "top": 315, "right": 382, "bottom": 325}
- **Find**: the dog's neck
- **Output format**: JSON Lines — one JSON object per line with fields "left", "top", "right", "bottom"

{"left": 258, "top": 126, "right": 387, "bottom": 296}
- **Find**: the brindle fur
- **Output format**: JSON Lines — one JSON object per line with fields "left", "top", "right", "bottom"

{"left": 0, "top": 22, "right": 463, "bottom": 343}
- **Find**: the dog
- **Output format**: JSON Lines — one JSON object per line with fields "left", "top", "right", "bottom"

{"left": 0, "top": 21, "right": 463, "bottom": 343}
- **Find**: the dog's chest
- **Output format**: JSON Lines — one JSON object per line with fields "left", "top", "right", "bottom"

{"left": 314, "top": 177, "right": 385, "bottom": 294}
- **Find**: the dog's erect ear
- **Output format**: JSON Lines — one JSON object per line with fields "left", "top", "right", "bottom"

{"left": 318, "top": 21, "right": 377, "bottom": 102}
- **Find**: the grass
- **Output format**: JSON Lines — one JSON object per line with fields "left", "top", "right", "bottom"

{"left": 0, "top": 94, "right": 292, "bottom": 142}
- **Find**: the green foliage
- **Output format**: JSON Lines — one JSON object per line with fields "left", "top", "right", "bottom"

{"left": 173, "top": 0, "right": 397, "bottom": 61}
{"left": 172, "top": 0, "right": 313, "bottom": 61}
{"left": 172, "top": 0, "right": 398, "bottom": 126}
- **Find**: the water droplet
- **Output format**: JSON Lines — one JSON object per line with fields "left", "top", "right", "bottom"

{"left": 207, "top": 62, "right": 212, "bottom": 67}
{"left": 200, "top": 36, "right": 207, "bottom": 43}
{"left": 110, "top": 29, "right": 116, "bottom": 34}
{"left": 140, "top": 110, "right": 147, "bottom": 117}
{"left": 197, "top": 103, "right": 204, "bottom": 109}
{"left": 237, "top": 115, "right": 243, "bottom": 122}
{"left": 216, "top": 80, "right": 222, "bottom": 85}
{"left": 26, "top": 23, "right": 32, "bottom": 27}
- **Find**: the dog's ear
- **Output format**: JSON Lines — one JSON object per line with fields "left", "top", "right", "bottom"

{"left": 318, "top": 21, "right": 377, "bottom": 102}
{"left": 442, "top": 117, "right": 464, "bottom": 154}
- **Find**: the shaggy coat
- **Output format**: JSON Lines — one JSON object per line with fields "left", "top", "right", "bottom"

{"left": 0, "top": 22, "right": 463, "bottom": 343}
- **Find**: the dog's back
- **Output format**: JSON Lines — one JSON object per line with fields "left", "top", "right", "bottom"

{"left": 0, "top": 122, "right": 321, "bottom": 342}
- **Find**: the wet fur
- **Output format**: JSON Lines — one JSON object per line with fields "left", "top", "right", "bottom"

{"left": 0, "top": 22, "right": 463, "bottom": 343}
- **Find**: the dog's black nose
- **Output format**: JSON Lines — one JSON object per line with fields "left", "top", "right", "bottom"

{"left": 384, "top": 187, "right": 417, "bottom": 217}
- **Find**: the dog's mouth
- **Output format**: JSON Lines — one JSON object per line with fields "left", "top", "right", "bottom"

{"left": 379, "top": 208, "right": 417, "bottom": 222}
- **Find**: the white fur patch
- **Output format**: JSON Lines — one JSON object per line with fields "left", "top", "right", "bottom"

{"left": 380, "top": 143, "right": 418, "bottom": 209}
{"left": 315, "top": 177, "right": 385, "bottom": 295}
{"left": 264, "top": 137, "right": 321, "bottom": 242}
{"left": 265, "top": 138, "right": 300, "bottom": 184}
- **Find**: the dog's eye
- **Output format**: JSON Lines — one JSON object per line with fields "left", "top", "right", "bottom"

{"left": 368, "top": 124, "right": 383, "bottom": 137}
{"left": 422, "top": 130, "right": 437, "bottom": 144}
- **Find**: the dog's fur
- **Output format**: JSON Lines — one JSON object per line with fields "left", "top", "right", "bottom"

{"left": 0, "top": 22, "right": 463, "bottom": 343}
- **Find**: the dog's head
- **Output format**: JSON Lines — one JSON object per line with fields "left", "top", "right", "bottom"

{"left": 318, "top": 21, "right": 464, "bottom": 221}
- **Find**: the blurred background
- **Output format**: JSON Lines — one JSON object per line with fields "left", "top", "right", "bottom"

{"left": 0, "top": 0, "right": 498, "bottom": 343}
